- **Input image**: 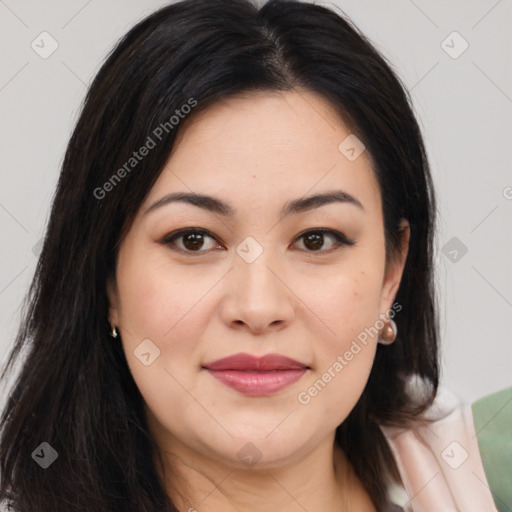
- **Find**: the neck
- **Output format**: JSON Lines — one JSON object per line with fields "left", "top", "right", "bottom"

{"left": 151, "top": 428, "right": 376, "bottom": 512}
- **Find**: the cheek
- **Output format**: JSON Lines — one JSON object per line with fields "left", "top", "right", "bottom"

{"left": 115, "top": 255, "right": 212, "bottom": 427}
{"left": 311, "top": 265, "right": 384, "bottom": 350}
{"left": 295, "top": 266, "right": 382, "bottom": 422}
{"left": 117, "top": 252, "right": 208, "bottom": 341}
{"left": 115, "top": 251, "right": 224, "bottom": 399}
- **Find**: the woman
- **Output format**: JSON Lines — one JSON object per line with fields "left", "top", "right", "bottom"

{"left": 0, "top": 0, "right": 505, "bottom": 510}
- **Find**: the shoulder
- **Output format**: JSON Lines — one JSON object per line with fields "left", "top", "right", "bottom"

{"left": 472, "top": 385, "right": 512, "bottom": 512}
{"left": 378, "top": 376, "right": 503, "bottom": 512}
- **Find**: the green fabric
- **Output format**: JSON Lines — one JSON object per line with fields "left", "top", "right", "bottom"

{"left": 472, "top": 386, "right": 512, "bottom": 512}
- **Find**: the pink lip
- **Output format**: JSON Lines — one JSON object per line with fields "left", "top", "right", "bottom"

{"left": 202, "top": 353, "right": 309, "bottom": 396}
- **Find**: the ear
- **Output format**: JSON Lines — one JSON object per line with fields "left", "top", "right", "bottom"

{"left": 379, "top": 219, "right": 410, "bottom": 313}
{"left": 106, "top": 274, "right": 120, "bottom": 327}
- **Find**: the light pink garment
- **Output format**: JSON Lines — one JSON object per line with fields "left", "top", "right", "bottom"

{"left": 380, "top": 382, "right": 498, "bottom": 512}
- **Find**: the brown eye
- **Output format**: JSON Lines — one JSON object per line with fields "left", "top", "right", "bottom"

{"left": 161, "top": 229, "right": 222, "bottom": 253}
{"left": 295, "top": 229, "right": 356, "bottom": 252}
{"left": 303, "top": 232, "right": 324, "bottom": 251}
{"left": 182, "top": 232, "right": 207, "bottom": 251}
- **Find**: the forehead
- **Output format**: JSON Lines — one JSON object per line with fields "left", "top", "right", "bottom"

{"left": 145, "top": 89, "right": 381, "bottom": 219}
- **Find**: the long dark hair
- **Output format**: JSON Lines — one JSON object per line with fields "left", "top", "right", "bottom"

{"left": 0, "top": 0, "right": 439, "bottom": 510}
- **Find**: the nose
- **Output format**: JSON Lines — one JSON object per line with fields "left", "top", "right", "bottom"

{"left": 220, "top": 247, "right": 295, "bottom": 335}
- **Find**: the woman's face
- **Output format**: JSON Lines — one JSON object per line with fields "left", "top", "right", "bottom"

{"left": 108, "top": 89, "right": 409, "bottom": 470}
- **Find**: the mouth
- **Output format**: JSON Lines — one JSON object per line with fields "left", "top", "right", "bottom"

{"left": 202, "top": 353, "right": 309, "bottom": 396}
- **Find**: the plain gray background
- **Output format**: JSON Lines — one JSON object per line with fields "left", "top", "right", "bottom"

{"left": 0, "top": 0, "right": 511, "bottom": 410}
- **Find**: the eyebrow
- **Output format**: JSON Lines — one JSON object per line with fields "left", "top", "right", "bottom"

{"left": 144, "top": 189, "right": 364, "bottom": 217}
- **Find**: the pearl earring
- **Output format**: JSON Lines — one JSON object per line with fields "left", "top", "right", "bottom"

{"left": 110, "top": 325, "right": 119, "bottom": 338}
{"left": 378, "top": 319, "right": 397, "bottom": 345}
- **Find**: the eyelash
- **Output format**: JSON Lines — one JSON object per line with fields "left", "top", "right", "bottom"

{"left": 160, "top": 228, "right": 356, "bottom": 255}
